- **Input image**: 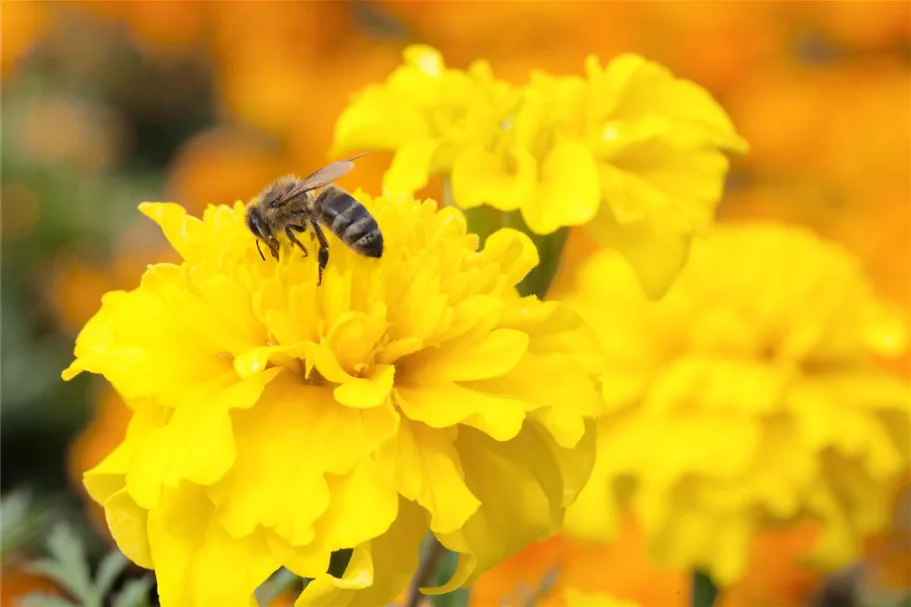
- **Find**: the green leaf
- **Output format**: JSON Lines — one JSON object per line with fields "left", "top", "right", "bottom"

{"left": 26, "top": 524, "right": 93, "bottom": 604}
{"left": 0, "top": 489, "right": 31, "bottom": 555}
{"left": 0, "top": 490, "right": 59, "bottom": 556}
{"left": 94, "top": 550, "right": 130, "bottom": 598}
{"left": 111, "top": 576, "right": 155, "bottom": 607}
{"left": 22, "top": 521, "right": 149, "bottom": 607}
{"left": 691, "top": 570, "right": 719, "bottom": 607}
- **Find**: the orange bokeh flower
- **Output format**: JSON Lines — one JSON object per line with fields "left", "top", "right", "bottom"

{"left": 1, "top": 0, "right": 48, "bottom": 80}
{"left": 471, "top": 516, "right": 824, "bottom": 607}
{"left": 165, "top": 126, "right": 295, "bottom": 214}
{"left": 64, "top": 0, "right": 207, "bottom": 54}
{"left": 796, "top": 0, "right": 911, "bottom": 50}
{"left": 0, "top": 560, "right": 63, "bottom": 607}
{"left": 49, "top": 244, "right": 174, "bottom": 335}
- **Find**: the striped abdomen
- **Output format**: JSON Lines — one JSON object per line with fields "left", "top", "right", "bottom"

{"left": 315, "top": 186, "right": 384, "bottom": 258}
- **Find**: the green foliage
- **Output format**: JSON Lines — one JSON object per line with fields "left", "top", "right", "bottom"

{"left": 863, "top": 598, "right": 911, "bottom": 607}
{"left": 691, "top": 571, "right": 719, "bottom": 607}
{"left": 0, "top": 490, "right": 59, "bottom": 558}
{"left": 19, "top": 523, "right": 152, "bottom": 607}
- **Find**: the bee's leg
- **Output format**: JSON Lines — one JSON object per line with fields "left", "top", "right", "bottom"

{"left": 268, "top": 238, "right": 281, "bottom": 260}
{"left": 285, "top": 225, "right": 309, "bottom": 258}
{"left": 310, "top": 220, "right": 330, "bottom": 286}
{"left": 255, "top": 240, "right": 266, "bottom": 261}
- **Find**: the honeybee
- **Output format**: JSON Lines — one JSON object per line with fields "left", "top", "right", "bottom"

{"left": 245, "top": 152, "right": 383, "bottom": 285}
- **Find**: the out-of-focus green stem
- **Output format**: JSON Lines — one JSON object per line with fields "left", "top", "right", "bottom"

{"left": 691, "top": 570, "right": 719, "bottom": 607}
{"left": 406, "top": 535, "right": 445, "bottom": 607}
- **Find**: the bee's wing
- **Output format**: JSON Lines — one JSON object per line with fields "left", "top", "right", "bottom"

{"left": 292, "top": 151, "right": 372, "bottom": 195}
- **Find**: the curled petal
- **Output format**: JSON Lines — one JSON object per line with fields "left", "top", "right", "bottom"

{"left": 451, "top": 145, "right": 537, "bottom": 211}
{"left": 383, "top": 139, "right": 439, "bottom": 195}
{"left": 296, "top": 499, "right": 427, "bottom": 607}
{"left": 103, "top": 489, "right": 154, "bottom": 569}
{"left": 148, "top": 485, "right": 281, "bottom": 607}
{"left": 209, "top": 374, "right": 399, "bottom": 546}
{"left": 396, "top": 384, "right": 526, "bottom": 441}
{"left": 126, "top": 368, "right": 281, "bottom": 509}
{"left": 381, "top": 419, "right": 481, "bottom": 535}
{"left": 521, "top": 141, "right": 600, "bottom": 234}
{"left": 431, "top": 423, "right": 596, "bottom": 592}
{"left": 474, "top": 229, "right": 540, "bottom": 287}
{"left": 331, "top": 89, "right": 430, "bottom": 158}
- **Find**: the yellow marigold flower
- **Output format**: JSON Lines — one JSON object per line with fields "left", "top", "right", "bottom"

{"left": 332, "top": 45, "right": 748, "bottom": 297}
{"left": 560, "top": 222, "right": 911, "bottom": 586}
{"left": 332, "top": 45, "right": 520, "bottom": 195}
{"left": 61, "top": 190, "right": 603, "bottom": 607}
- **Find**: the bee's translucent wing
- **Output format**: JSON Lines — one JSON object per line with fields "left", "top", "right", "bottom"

{"left": 293, "top": 151, "right": 371, "bottom": 194}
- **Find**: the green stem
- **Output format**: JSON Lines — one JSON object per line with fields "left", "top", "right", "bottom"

{"left": 406, "top": 535, "right": 445, "bottom": 607}
{"left": 691, "top": 570, "right": 719, "bottom": 607}
{"left": 255, "top": 568, "right": 306, "bottom": 606}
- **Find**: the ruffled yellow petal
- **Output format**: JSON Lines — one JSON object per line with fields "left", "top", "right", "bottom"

{"left": 103, "top": 489, "right": 154, "bottom": 569}
{"left": 586, "top": 53, "right": 748, "bottom": 152}
{"left": 474, "top": 229, "right": 540, "bottom": 287}
{"left": 395, "top": 383, "right": 526, "bottom": 441}
{"left": 331, "top": 89, "right": 430, "bottom": 158}
{"left": 296, "top": 499, "right": 427, "bottom": 607}
{"left": 312, "top": 453, "right": 400, "bottom": 549}
{"left": 125, "top": 368, "right": 281, "bottom": 509}
{"left": 383, "top": 139, "right": 439, "bottom": 195}
{"left": 307, "top": 343, "right": 395, "bottom": 408}
{"left": 586, "top": 188, "right": 694, "bottom": 299}
{"left": 84, "top": 397, "right": 170, "bottom": 504}
{"left": 382, "top": 419, "right": 480, "bottom": 535}
{"left": 431, "top": 423, "right": 596, "bottom": 593}
{"left": 563, "top": 424, "right": 622, "bottom": 540}
{"left": 451, "top": 145, "right": 537, "bottom": 211}
{"left": 521, "top": 141, "right": 600, "bottom": 234}
{"left": 209, "top": 373, "right": 399, "bottom": 546}
{"left": 404, "top": 328, "right": 529, "bottom": 382}
{"left": 148, "top": 484, "right": 281, "bottom": 607}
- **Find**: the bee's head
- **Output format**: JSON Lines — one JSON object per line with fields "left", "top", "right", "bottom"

{"left": 246, "top": 203, "right": 279, "bottom": 260}
{"left": 245, "top": 204, "right": 267, "bottom": 239}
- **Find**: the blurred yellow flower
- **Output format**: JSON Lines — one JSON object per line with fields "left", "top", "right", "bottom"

{"left": 62, "top": 191, "right": 603, "bottom": 606}
{"left": 332, "top": 45, "right": 521, "bottom": 195}
{"left": 563, "top": 589, "right": 642, "bottom": 607}
{"left": 560, "top": 222, "right": 911, "bottom": 586}
{"left": 333, "top": 45, "right": 747, "bottom": 297}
